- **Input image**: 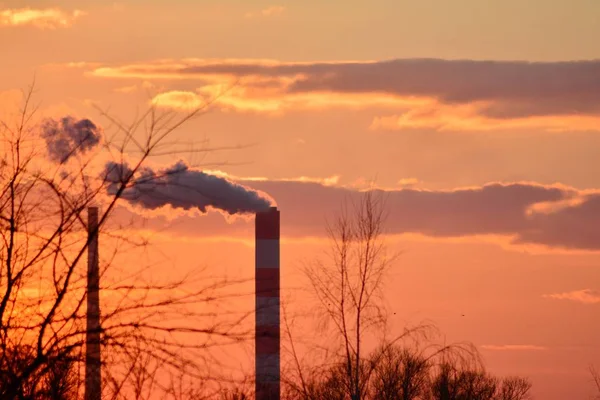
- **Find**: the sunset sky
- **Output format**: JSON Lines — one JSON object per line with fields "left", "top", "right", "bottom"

{"left": 3, "top": 0, "right": 600, "bottom": 398}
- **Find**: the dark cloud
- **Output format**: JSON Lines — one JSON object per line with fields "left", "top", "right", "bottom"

{"left": 515, "top": 194, "right": 600, "bottom": 250}
{"left": 244, "top": 180, "right": 577, "bottom": 240}
{"left": 114, "top": 176, "right": 600, "bottom": 250}
{"left": 103, "top": 161, "right": 273, "bottom": 215}
{"left": 287, "top": 59, "right": 600, "bottom": 117}
{"left": 41, "top": 116, "right": 101, "bottom": 163}
{"left": 157, "top": 59, "right": 600, "bottom": 118}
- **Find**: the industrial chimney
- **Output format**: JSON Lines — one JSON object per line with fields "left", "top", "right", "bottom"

{"left": 86, "top": 207, "right": 101, "bottom": 400}
{"left": 255, "top": 207, "right": 280, "bottom": 400}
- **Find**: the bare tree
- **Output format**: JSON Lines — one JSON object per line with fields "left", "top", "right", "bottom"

{"left": 369, "top": 345, "right": 430, "bottom": 400}
{"left": 0, "top": 82, "right": 254, "bottom": 399}
{"left": 282, "top": 337, "right": 531, "bottom": 400}
{"left": 429, "top": 362, "right": 497, "bottom": 400}
{"left": 302, "top": 191, "right": 392, "bottom": 400}
{"left": 285, "top": 192, "right": 470, "bottom": 400}
{"left": 0, "top": 344, "right": 79, "bottom": 399}
{"left": 427, "top": 361, "right": 531, "bottom": 400}
{"left": 279, "top": 191, "right": 531, "bottom": 400}
{"left": 495, "top": 377, "right": 532, "bottom": 400}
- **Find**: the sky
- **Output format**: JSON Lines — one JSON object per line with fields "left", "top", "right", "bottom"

{"left": 2, "top": 0, "right": 600, "bottom": 398}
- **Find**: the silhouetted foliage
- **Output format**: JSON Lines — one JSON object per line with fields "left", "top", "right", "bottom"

{"left": 429, "top": 363, "right": 497, "bottom": 400}
{"left": 495, "top": 377, "right": 533, "bottom": 400}
{"left": 280, "top": 341, "right": 533, "bottom": 400}
{"left": 370, "top": 346, "right": 430, "bottom": 400}
{"left": 0, "top": 345, "right": 78, "bottom": 399}
{"left": 282, "top": 342, "right": 531, "bottom": 400}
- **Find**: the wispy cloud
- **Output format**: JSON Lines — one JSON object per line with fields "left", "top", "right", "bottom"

{"left": 204, "top": 170, "right": 341, "bottom": 187}
{"left": 245, "top": 6, "right": 285, "bottom": 19}
{"left": 480, "top": 344, "right": 547, "bottom": 351}
{"left": 369, "top": 108, "right": 600, "bottom": 132}
{"left": 151, "top": 91, "right": 204, "bottom": 110}
{"left": 88, "top": 58, "right": 600, "bottom": 131}
{"left": 397, "top": 178, "right": 420, "bottom": 188}
{"left": 0, "top": 8, "right": 85, "bottom": 29}
{"left": 543, "top": 289, "right": 600, "bottom": 304}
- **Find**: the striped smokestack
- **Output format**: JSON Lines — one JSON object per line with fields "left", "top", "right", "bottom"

{"left": 255, "top": 206, "right": 280, "bottom": 400}
{"left": 85, "top": 207, "right": 101, "bottom": 400}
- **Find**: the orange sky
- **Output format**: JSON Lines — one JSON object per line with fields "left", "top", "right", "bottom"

{"left": 2, "top": 1, "right": 600, "bottom": 398}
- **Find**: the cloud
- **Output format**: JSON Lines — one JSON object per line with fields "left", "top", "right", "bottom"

{"left": 41, "top": 116, "right": 102, "bottom": 164}
{"left": 203, "top": 170, "right": 342, "bottom": 187}
{"left": 543, "top": 289, "right": 600, "bottom": 304}
{"left": 369, "top": 109, "right": 600, "bottom": 132}
{"left": 245, "top": 6, "right": 285, "bottom": 18}
{"left": 0, "top": 8, "right": 85, "bottom": 29}
{"left": 89, "top": 58, "right": 600, "bottom": 115}
{"left": 242, "top": 180, "right": 573, "bottom": 240}
{"left": 397, "top": 178, "right": 420, "bottom": 188}
{"left": 86, "top": 58, "right": 600, "bottom": 130}
{"left": 285, "top": 59, "right": 600, "bottom": 118}
{"left": 151, "top": 91, "right": 204, "bottom": 110}
{"left": 112, "top": 170, "right": 600, "bottom": 250}
{"left": 146, "top": 83, "right": 416, "bottom": 114}
{"left": 103, "top": 160, "right": 274, "bottom": 216}
{"left": 514, "top": 193, "right": 600, "bottom": 249}
{"left": 480, "top": 345, "right": 547, "bottom": 351}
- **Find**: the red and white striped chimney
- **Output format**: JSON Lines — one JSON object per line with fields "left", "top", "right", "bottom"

{"left": 255, "top": 206, "right": 280, "bottom": 400}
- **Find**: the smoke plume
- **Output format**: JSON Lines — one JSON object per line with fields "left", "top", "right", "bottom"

{"left": 42, "top": 116, "right": 102, "bottom": 163}
{"left": 103, "top": 160, "right": 273, "bottom": 215}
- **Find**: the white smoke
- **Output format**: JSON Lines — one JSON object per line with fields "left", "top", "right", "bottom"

{"left": 41, "top": 116, "right": 102, "bottom": 164}
{"left": 103, "top": 160, "right": 273, "bottom": 215}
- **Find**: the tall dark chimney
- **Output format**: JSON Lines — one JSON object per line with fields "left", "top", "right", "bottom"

{"left": 255, "top": 207, "right": 280, "bottom": 400}
{"left": 85, "top": 207, "right": 101, "bottom": 400}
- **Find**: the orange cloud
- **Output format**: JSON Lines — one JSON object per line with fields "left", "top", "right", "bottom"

{"left": 370, "top": 103, "right": 600, "bottom": 132}
{"left": 480, "top": 345, "right": 547, "bottom": 351}
{"left": 0, "top": 8, "right": 85, "bottom": 29}
{"left": 204, "top": 170, "right": 341, "bottom": 187}
{"left": 245, "top": 6, "right": 285, "bottom": 18}
{"left": 155, "top": 84, "right": 422, "bottom": 115}
{"left": 543, "top": 289, "right": 600, "bottom": 304}
{"left": 151, "top": 91, "right": 204, "bottom": 110}
{"left": 89, "top": 59, "right": 427, "bottom": 114}
{"left": 90, "top": 58, "right": 298, "bottom": 80}
{"left": 525, "top": 195, "right": 588, "bottom": 216}
{"left": 86, "top": 58, "right": 600, "bottom": 132}
{"left": 397, "top": 178, "right": 420, "bottom": 188}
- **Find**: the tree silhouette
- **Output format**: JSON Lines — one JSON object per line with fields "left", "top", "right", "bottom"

{"left": 0, "top": 82, "right": 251, "bottom": 399}
{"left": 302, "top": 191, "right": 393, "bottom": 400}
{"left": 0, "top": 344, "right": 78, "bottom": 399}
{"left": 280, "top": 191, "right": 531, "bottom": 400}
